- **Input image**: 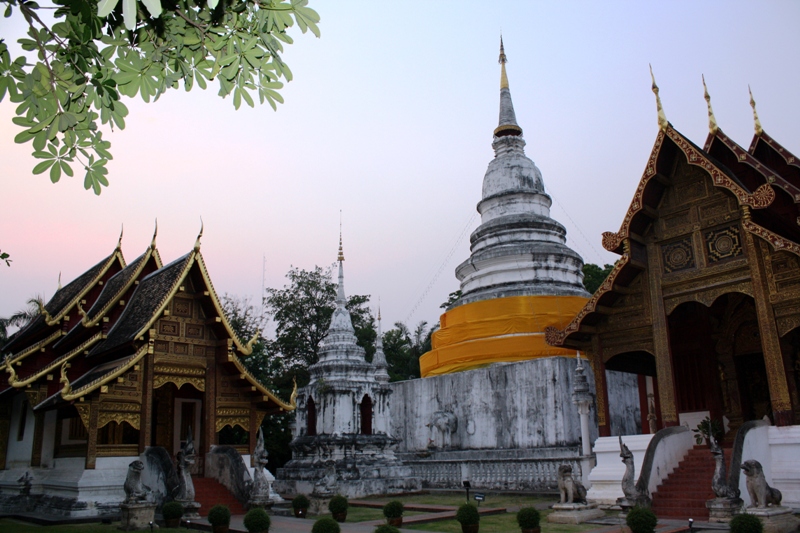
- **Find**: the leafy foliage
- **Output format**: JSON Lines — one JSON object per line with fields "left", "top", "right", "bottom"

{"left": 516, "top": 507, "right": 540, "bottom": 529}
{"left": 582, "top": 263, "right": 614, "bottom": 294}
{"left": 328, "top": 494, "right": 348, "bottom": 514}
{"left": 243, "top": 507, "right": 271, "bottom": 532}
{"left": 373, "top": 526, "right": 400, "bottom": 533}
{"left": 440, "top": 289, "right": 461, "bottom": 309}
{"left": 382, "top": 321, "right": 431, "bottom": 381}
{"left": 692, "top": 416, "right": 723, "bottom": 445}
{"left": 0, "top": 295, "right": 43, "bottom": 343}
{"left": 625, "top": 506, "right": 657, "bottom": 533}
{"left": 161, "top": 501, "right": 184, "bottom": 520}
{"left": 207, "top": 504, "right": 231, "bottom": 527}
{"left": 382, "top": 500, "right": 403, "bottom": 519}
{"left": 310, "top": 517, "right": 341, "bottom": 533}
{"left": 730, "top": 513, "right": 763, "bottom": 533}
{"left": 1, "top": 0, "right": 318, "bottom": 193}
{"left": 292, "top": 494, "right": 310, "bottom": 510}
{"left": 455, "top": 504, "right": 480, "bottom": 525}
{"left": 1, "top": 250, "right": 10, "bottom": 267}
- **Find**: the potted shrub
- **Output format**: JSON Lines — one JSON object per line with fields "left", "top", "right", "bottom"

{"left": 516, "top": 506, "right": 541, "bottom": 533}
{"left": 328, "top": 494, "right": 348, "bottom": 523}
{"left": 162, "top": 501, "right": 184, "bottom": 529}
{"left": 292, "top": 494, "right": 310, "bottom": 518}
{"left": 456, "top": 503, "right": 480, "bottom": 533}
{"left": 311, "top": 516, "right": 341, "bottom": 533}
{"left": 626, "top": 506, "right": 657, "bottom": 533}
{"left": 383, "top": 500, "right": 404, "bottom": 527}
{"left": 208, "top": 504, "right": 232, "bottom": 533}
{"left": 243, "top": 507, "right": 271, "bottom": 533}
{"left": 374, "top": 526, "right": 401, "bottom": 533}
{"left": 730, "top": 513, "right": 763, "bottom": 533}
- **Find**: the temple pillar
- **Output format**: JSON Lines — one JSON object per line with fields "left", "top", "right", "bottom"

{"left": 742, "top": 217, "right": 794, "bottom": 426}
{"left": 204, "top": 348, "right": 219, "bottom": 457}
{"left": 647, "top": 241, "right": 679, "bottom": 426}
{"left": 86, "top": 400, "right": 99, "bottom": 469}
{"left": 0, "top": 398, "right": 11, "bottom": 470}
{"left": 249, "top": 408, "right": 258, "bottom": 465}
{"left": 591, "top": 336, "right": 611, "bottom": 437}
{"left": 139, "top": 352, "right": 155, "bottom": 452}
{"left": 28, "top": 386, "right": 47, "bottom": 467}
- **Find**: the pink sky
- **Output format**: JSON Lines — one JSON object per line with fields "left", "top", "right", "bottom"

{"left": 2, "top": 1, "right": 799, "bottom": 332}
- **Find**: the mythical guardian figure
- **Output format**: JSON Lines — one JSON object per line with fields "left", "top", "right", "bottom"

{"left": 174, "top": 427, "right": 196, "bottom": 502}
{"left": 249, "top": 427, "right": 272, "bottom": 507}
{"left": 709, "top": 437, "right": 739, "bottom": 500}
{"left": 742, "top": 460, "right": 782, "bottom": 508}
{"left": 619, "top": 436, "right": 637, "bottom": 502}
{"left": 123, "top": 460, "right": 150, "bottom": 504}
{"left": 426, "top": 411, "right": 457, "bottom": 449}
{"left": 557, "top": 464, "right": 587, "bottom": 504}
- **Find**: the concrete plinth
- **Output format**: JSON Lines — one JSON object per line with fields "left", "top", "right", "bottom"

{"left": 745, "top": 507, "right": 800, "bottom": 533}
{"left": 247, "top": 496, "right": 273, "bottom": 511}
{"left": 547, "top": 502, "right": 605, "bottom": 524}
{"left": 705, "top": 498, "right": 742, "bottom": 523}
{"left": 176, "top": 500, "right": 201, "bottom": 520}
{"left": 119, "top": 502, "right": 157, "bottom": 531}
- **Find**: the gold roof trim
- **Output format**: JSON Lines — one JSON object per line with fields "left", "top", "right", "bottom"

{"left": 61, "top": 344, "right": 148, "bottom": 401}
{"left": 83, "top": 246, "right": 158, "bottom": 328}
{"left": 9, "top": 332, "right": 103, "bottom": 388}
{"left": 702, "top": 75, "right": 718, "bottom": 135}
{"left": 227, "top": 352, "right": 297, "bottom": 411}
{"left": 6, "top": 329, "right": 63, "bottom": 365}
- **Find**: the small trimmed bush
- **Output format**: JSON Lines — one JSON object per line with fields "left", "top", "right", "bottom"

{"left": 207, "top": 504, "right": 231, "bottom": 527}
{"left": 730, "top": 513, "right": 764, "bottom": 533}
{"left": 456, "top": 503, "right": 480, "bottom": 525}
{"left": 516, "top": 507, "right": 541, "bottom": 529}
{"left": 374, "top": 526, "right": 401, "bottom": 533}
{"left": 328, "top": 494, "right": 348, "bottom": 514}
{"left": 162, "top": 501, "right": 184, "bottom": 521}
{"left": 626, "top": 506, "right": 657, "bottom": 533}
{"left": 243, "top": 507, "right": 271, "bottom": 532}
{"left": 311, "top": 517, "right": 341, "bottom": 533}
{"left": 383, "top": 500, "right": 404, "bottom": 519}
{"left": 292, "top": 494, "right": 310, "bottom": 510}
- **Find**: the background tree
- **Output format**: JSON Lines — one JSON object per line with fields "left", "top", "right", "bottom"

{"left": 582, "top": 263, "right": 614, "bottom": 294}
{"left": 382, "top": 320, "right": 432, "bottom": 382}
{"left": 0, "top": 295, "right": 43, "bottom": 343}
{"left": 1, "top": 0, "right": 319, "bottom": 193}
{"left": 440, "top": 289, "right": 461, "bottom": 309}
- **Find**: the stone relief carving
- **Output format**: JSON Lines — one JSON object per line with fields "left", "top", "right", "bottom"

{"left": 426, "top": 411, "right": 457, "bottom": 449}
{"left": 709, "top": 437, "right": 739, "bottom": 500}
{"left": 557, "top": 464, "right": 587, "bottom": 504}
{"left": 742, "top": 460, "right": 782, "bottom": 508}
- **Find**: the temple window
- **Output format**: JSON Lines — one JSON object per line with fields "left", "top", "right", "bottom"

{"left": 360, "top": 395, "right": 373, "bottom": 435}
{"left": 307, "top": 397, "right": 317, "bottom": 436}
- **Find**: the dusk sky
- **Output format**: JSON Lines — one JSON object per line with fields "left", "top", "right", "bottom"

{"left": 2, "top": 2, "right": 799, "bottom": 335}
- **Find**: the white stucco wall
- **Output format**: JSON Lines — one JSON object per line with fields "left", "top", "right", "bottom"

{"left": 6, "top": 393, "right": 35, "bottom": 468}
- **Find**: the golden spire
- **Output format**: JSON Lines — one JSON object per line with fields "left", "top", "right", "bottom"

{"left": 749, "top": 85, "right": 764, "bottom": 136}
{"left": 150, "top": 219, "right": 158, "bottom": 249}
{"left": 650, "top": 65, "right": 669, "bottom": 131}
{"left": 117, "top": 224, "right": 123, "bottom": 250}
{"left": 702, "top": 75, "right": 718, "bottom": 135}
{"left": 194, "top": 217, "right": 204, "bottom": 252}
{"left": 338, "top": 211, "right": 344, "bottom": 262}
{"left": 499, "top": 36, "right": 509, "bottom": 90}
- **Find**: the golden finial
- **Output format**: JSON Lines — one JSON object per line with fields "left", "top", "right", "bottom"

{"left": 649, "top": 65, "right": 668, "bottom": 131}
{"left": 289, "top": 376, "right": 298, "bottom": 408}
{"left": 77, "top": 300, "right": 87, "bottom": 321}
{"left": 499, "top": 36, "right": 509, "bottom": 90}
{"left": 59, "top": 362, "right": 72, "bottom": 396}
{"left": 749, "top": 85, "right": 763, "bottom": 136}
{"left": 702, "top": 75, "right": 718, "bottom": 135}
{"left": 117, "top": 224, "right": 123, "bottom": 250}
{"left": 194, "top": 217, "right": 204, "bottom": 251}
{"left": 150, "top": 219, "right": 158, "bottom": 249}
{"left": 245, "top": 329, "right": 260, "bottom": 353}
{"left": 4, "top": 356, "right": 17, "bottom": 385}
{"left": 338, "top": 211, "right": 344, "bottom": 262}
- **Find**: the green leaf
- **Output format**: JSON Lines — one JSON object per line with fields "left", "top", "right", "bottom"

{"left": 61, "top": 160, "right": 74, "bottom": 177}
{"left": 50, "top": 161, "right": 62, "bottom": 182}
{"left": 32, "top": 159, "right": 55, "bottom": 175}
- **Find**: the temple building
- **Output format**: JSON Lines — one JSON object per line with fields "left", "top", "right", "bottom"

{"left": 419, "top": 39, "right": 590, "bottom": 377}
{"left": 275, "top": 236, "right": 420, "bottom": 498}
{"left": 0, "top": 228, "right": 295, "bottom": 518}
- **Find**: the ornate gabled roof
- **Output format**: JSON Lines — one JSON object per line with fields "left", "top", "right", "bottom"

{"left": 750, "top": 131, "right": 800, "bottom": 190}
{"left": 2, "top": 249, "right": 125, "bottom": 357}
{"left": 6, "top": 332, "right": 103, "bottom": 389}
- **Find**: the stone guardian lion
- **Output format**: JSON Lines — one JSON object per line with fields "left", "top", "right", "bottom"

{"left": 741, "top": 459, "right": 782, "bottom": 508}
{"left": 557, "top": 464, "right": 587, "bottom": 504}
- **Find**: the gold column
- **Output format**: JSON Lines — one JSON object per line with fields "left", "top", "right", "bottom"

{"left": 647, "top": 241, "right": 679, "bottom": 425}
{"left": 139, "top": 352, "right": 155, "bottom": 453}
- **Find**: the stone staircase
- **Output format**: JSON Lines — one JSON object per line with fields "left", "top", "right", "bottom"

{"left": 650, "top": 444, "right": 733, "bottom": 520}
{"left": 192, "top": 477, "right": 247, "bottom": 516}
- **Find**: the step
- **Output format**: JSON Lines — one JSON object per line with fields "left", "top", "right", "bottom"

{"left": 192, "top": 477, "right": 247, "bottom": 516}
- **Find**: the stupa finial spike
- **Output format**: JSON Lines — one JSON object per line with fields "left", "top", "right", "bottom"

{"left": 749, "top": 85, "right": 764, "bottom": 136}
{"left": 649, "top": 65, "right": 669, "bottom": 131}
{"left": 194, "top": 217, "right": 203, "bottom": 252}
{"left": 338, "top": 210, "right": 344, "bottom": 262}
{"left": 702, "top": 75, "right": 718, "bottom": 135}
{"left": 499, "top": 36, "right": 509, "bottom": 90}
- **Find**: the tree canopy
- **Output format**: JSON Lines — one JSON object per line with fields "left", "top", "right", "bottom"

{"left": 382, "top": 320, "right": 431, "bottom": 382}
{"left": 0, "top": 0, "right": 319, "bottom": 193}
{"left": 582, "top": 263, "right": 614, "bottom": 294}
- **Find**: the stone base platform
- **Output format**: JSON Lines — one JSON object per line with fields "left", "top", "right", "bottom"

{"left": 746, "top": 507, "right": 800, "bottom": 533}
{"left": 175, "top": 500, "right": 200, "bottom": 520}
{"left": 547, "top": 502, "right": 605, "bottom": 524}
{"left": 706, "top": 498, "right": 742, "bottom": 523}
{"left": 119, "top": 502, "right": 156, "bottom": 531}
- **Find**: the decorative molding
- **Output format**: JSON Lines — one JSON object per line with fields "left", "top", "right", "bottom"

{"left": 664, "top": 281, "right": 753, "bottom": 315}
{"left": 75, "top": 403, "right": 91, "bottom": 431}
{"left": 742, "top": 218, "right": 800, "bottom": 258}
{"left": 98, "top": 410, "right": 140, "bottom": 430}
{"left": 662, "top": 237, "right": 695, "bottom": 274}
{"left": 153, "top": 375, "right": 205, "bottom": 391}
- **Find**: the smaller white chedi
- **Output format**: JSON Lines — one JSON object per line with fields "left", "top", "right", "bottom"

{"left": 274, "top": 235, "right": 419, "bottom": 498}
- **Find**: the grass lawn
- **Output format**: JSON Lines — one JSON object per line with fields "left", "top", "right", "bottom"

{"left": 0, "top": 519, "right": 183, "bottom": 532}
{"left": 405, "top": 510, "right": 603, "bottom": 533}
{"left": 362, "top": 493, "right": 552, "bottom": 509}
{"left": 344, "top": 506, "right": 425, "bottom": 522}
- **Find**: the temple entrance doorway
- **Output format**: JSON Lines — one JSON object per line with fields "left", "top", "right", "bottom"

{"left": 604, "top": 351, "right": 660, "bottom": 435}
{"left": 152, "top": 382, "right": 204, "bottom": 474}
